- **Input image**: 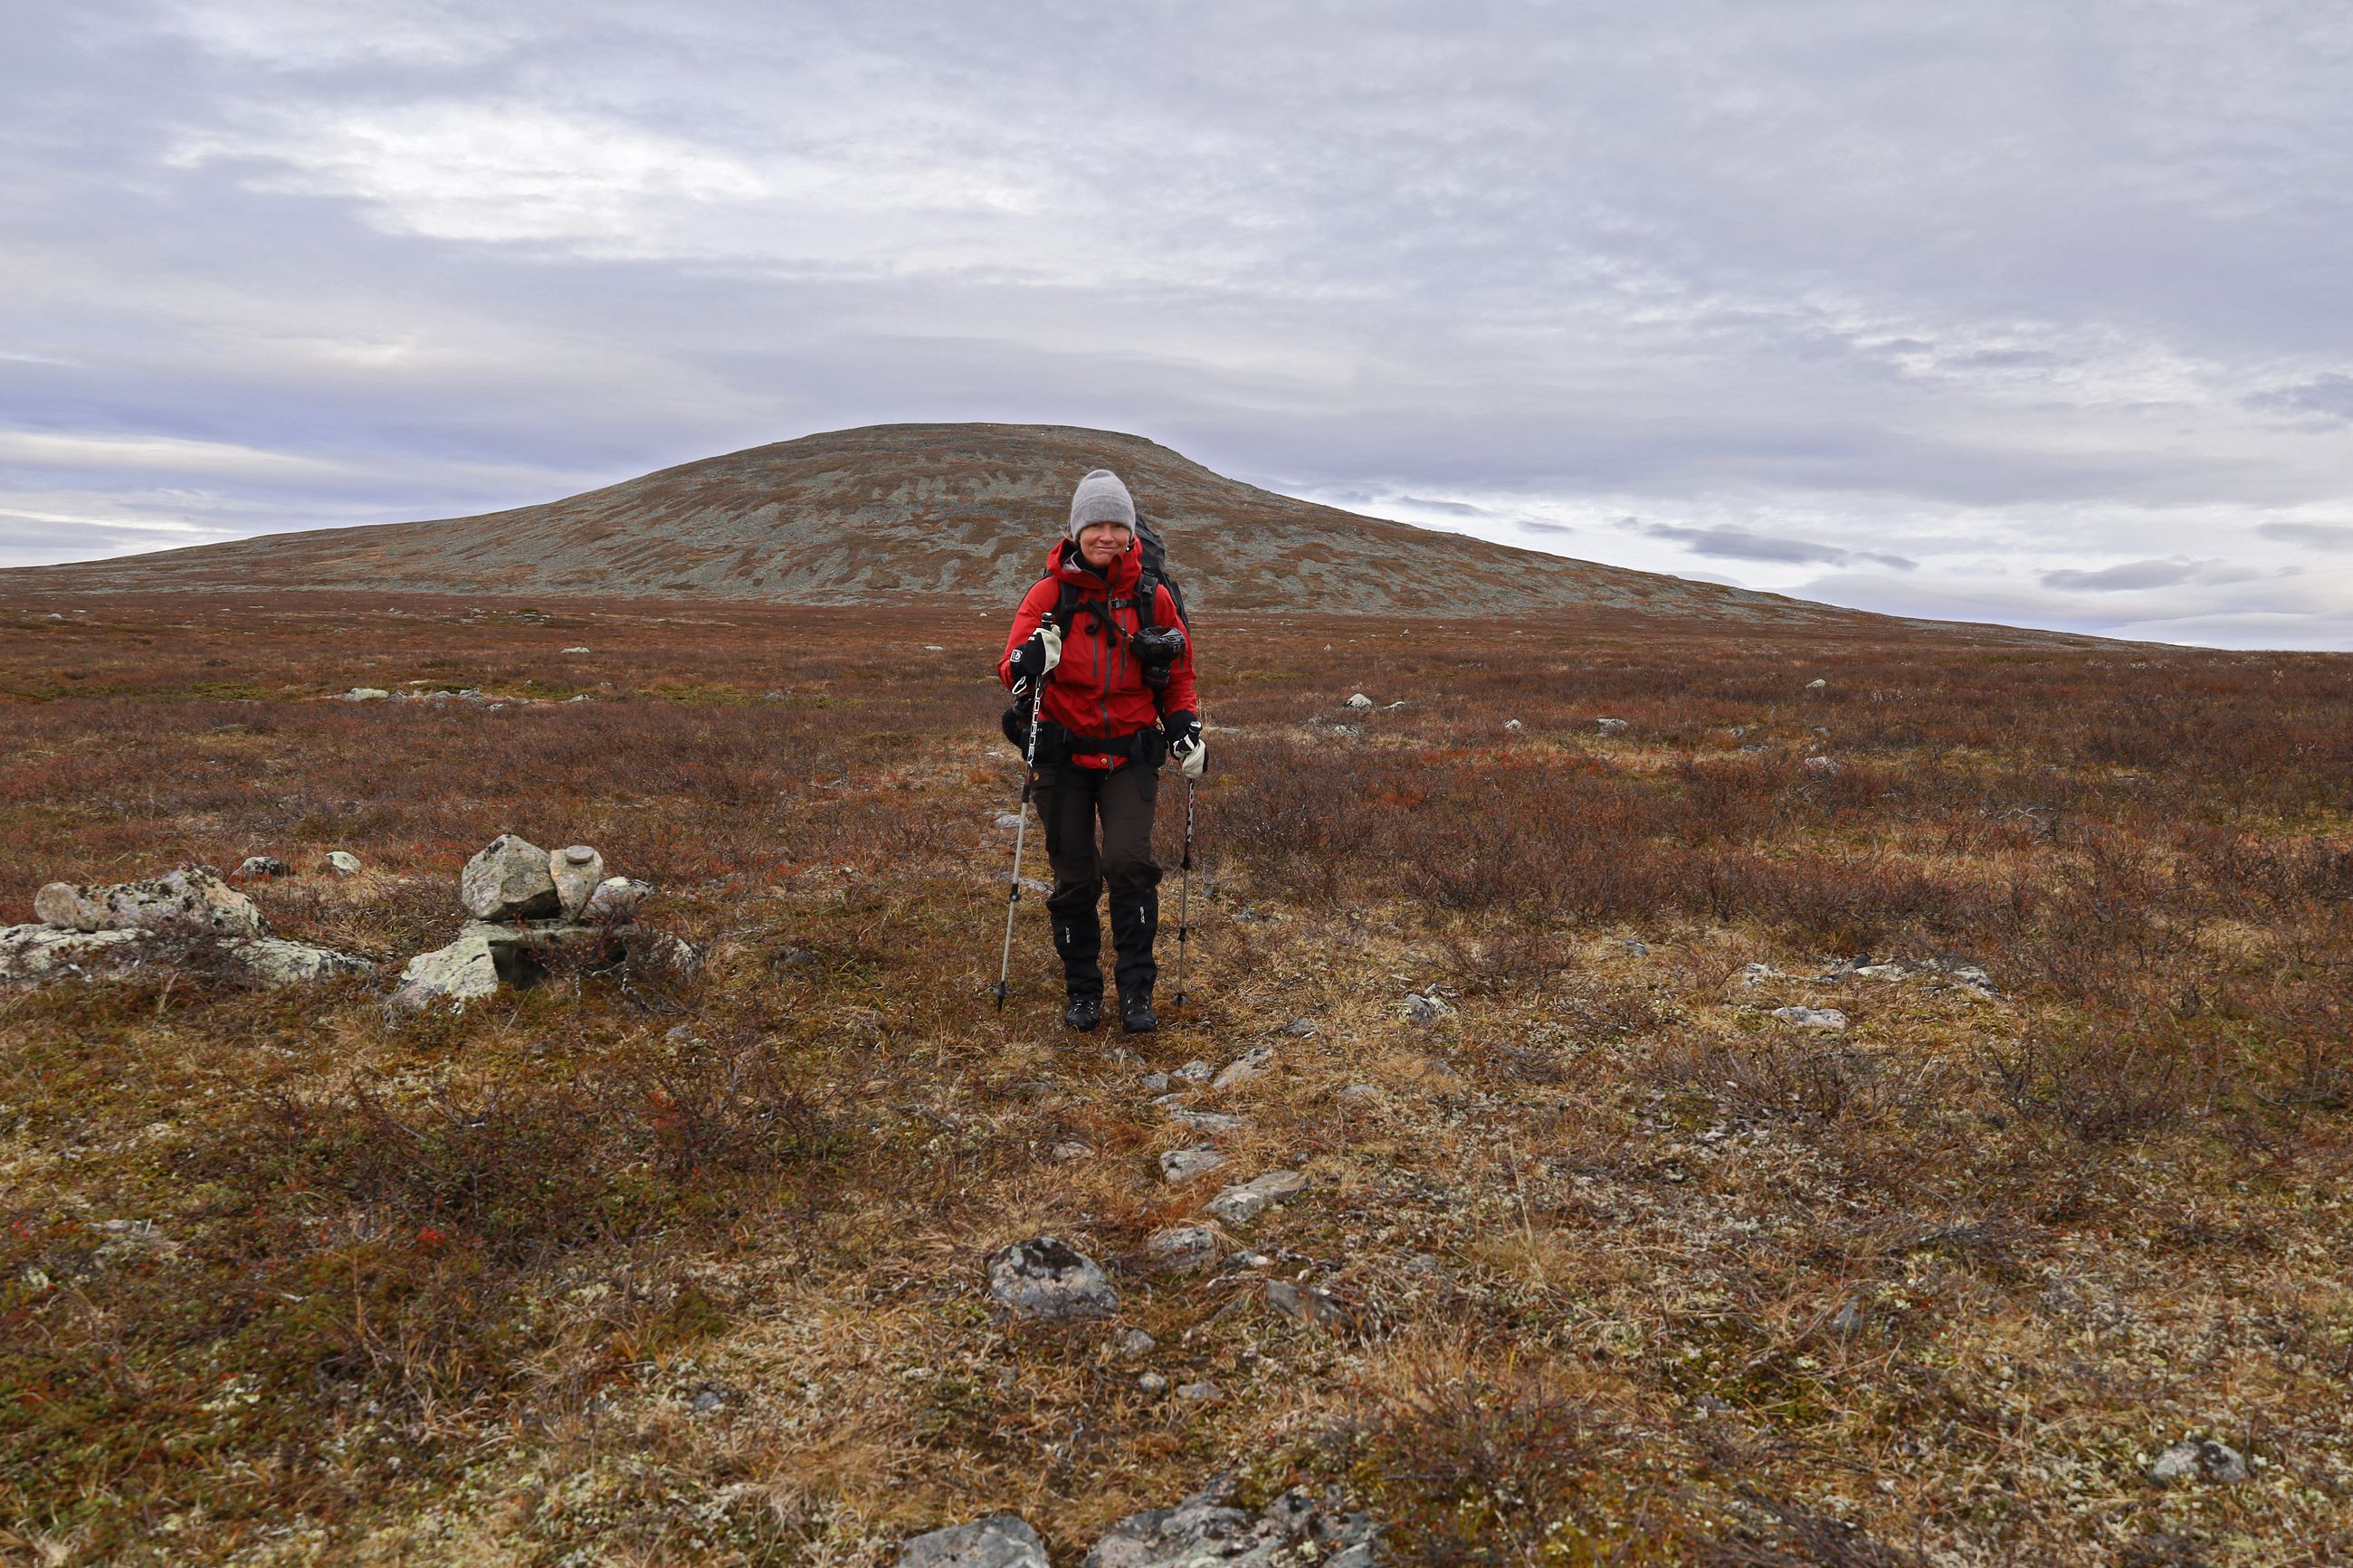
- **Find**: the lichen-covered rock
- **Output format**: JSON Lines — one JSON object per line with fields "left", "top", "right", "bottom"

{"left": 986, "top": 1236, "right": 1116, "bottom": 1321}
{"left": 459, "top": 835, "right": 560, "bottom": 920}
{"left": 1145, "top": 1225, "right": 1223, "bottom": 1271}
{"left": 1159, "top": 1147, "right": 1227, "bottom": 1183}
{"left": 391, "top": 929, "right": 501, "bottom": 1010}
{"left": 1207, "top": 1169, "right": 1310, "bottom": 1225}
{"left": 2148, "top": 1437, "right": 2250, "bottom": 1486}
{"left": 550, "top": 845, "right": 605, "bottom": 918}
{"left": 34, "top": 868, "right": 265, "bottom": 938}
{"left": 224, "top": 937, "right": 369, "bottom": 987}
{"left": 585, "top": 876, "right": 652, "bottom": 922}
{"left": 897, "top": 1516, "right": 1049, "bottom": 1568}
{"left": 0, "top": 924, "right": 148, "bottom": 984}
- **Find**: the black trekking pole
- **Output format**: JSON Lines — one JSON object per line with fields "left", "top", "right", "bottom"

{"left": 994, "top": 669, "right": 1051, "bottom": 1012}
{"left": 1172, "top": 771, "right": 1197, "bottom": 1009}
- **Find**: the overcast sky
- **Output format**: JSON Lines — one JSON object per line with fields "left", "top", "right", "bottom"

{"left": 6, "top": 2, "right": 2352, "bottom": 646}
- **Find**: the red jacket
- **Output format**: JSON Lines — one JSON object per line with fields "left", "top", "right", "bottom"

{"left": 1000, "top": 540, "right": 1197, "bottom": 769}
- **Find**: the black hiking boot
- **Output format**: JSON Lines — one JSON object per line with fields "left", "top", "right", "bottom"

{"left": 1120, "top": 994, "right": 1158, "bottom": 1034}
{"left": 1063, "top": 995, "right": 1103, "bottom": 1033}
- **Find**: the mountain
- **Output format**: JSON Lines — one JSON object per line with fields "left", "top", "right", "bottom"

{"left": 5, "top": 423, "right": 1908, "bottom": 625}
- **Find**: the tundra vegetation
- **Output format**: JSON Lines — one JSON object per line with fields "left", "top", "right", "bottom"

{"left": 2, "top": 592, "right": 2348, "bottom": 1565}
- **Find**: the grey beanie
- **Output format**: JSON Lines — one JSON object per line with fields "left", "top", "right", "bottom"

{"left": 1067, "top": 468, "right": 1137, "bottom": 540}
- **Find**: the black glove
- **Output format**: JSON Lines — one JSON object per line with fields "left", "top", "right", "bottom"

{"left": 1009, "top": 623, "right": 1063, "bottom": 681}
{"left": 1163, "top": 710, "right": 1205, "bottom": 778}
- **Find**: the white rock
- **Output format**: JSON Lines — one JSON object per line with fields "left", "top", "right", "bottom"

{"left": 585, "top": 876, "right": 652, "bottom": 921}
{"left": 549, "top": 845, "right": 605, "bottom": 918}
{"left": 986, "top": 1237, "right": 1116, "bottom": 1321}
{"left": 459, "top": 834, "right": 560, "bottom": 920}
{"left": 1772, "top": 1005, "right": 1849, "bottom": 1030}
{"left": 390, "top": 929, "right": 501, "bottom": 1010}
{"left": 1159, "top": 1147, "right": 1228, "bottom": 1183}
{"left": 1208, "top": 1169, "right": 1310, "bottom": 1224}
{"left": 1213, "top": 1046, "right": 1272, "bottom": 1090}
{"left": 35, "top": 868, "right": 265, "bottom": 938}
{"left": 223, "top": 936, "right": 369, "bottom": 987}
{"left": 896, "top": 1516, "right": 1050, "bottom": 1568}
{"left": 0, "top": 925, "right": 147, "bottom": 984}
{"left": 1144, "top": 1225, "right": 1223, "bottom": 1271}
{"left": 325, "top": 851, "right": 362, "bottom": 876}
{"left": 1344, "top": 693, "right": 1374, "bottom": 710}
{"left": 2148, "top": 1438, "right": 2249, "bottom": 1486}
{"left": 1167, "top": 1108, "right": 1244, "bottom": 1133}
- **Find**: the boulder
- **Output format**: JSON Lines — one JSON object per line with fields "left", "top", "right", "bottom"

{"left": 1081, "top": 1478, "right": 1253, "bottom": 1568}
{"left": 2148, "top": 1438, "right": 2249, "bottom": 1486}
{"left": 986, "top": 1237, "right": 1116, "bottom": 1321}
{"left": 325, "top": 851, "right": 363, "bottom": 876}
{"left": 1213, "top": 1046, "right": 1272, "bottom": 1090}
{"left": 390, "top": 929, "right": 502, "bottom": 1010}
{"left": 898, "top": 1516, "right": 1050, "bottom": 1568}
{"left": 1144, "top": 1225, "right": 1224, "bottom": 1271}
{"left": 549, "top": 845, "right": 605, "bottom": 917}
{"left": 0, "top": 925, "right": 147, "bottom": 984}
{"left": 34, "top": 867, "right": 266, "bottom": 938}
{"left": 223, "top": 937, "right": 369, "bottom": 987}
{"left": 1207, "top": 1170, "right": 1310, "bottom": 1225}
{"left": 459, "top": 835, "right": 561, "bottom": 920}
{"left": 586, "top": 876, "right": 653, "bottom": 921}
{"left": 1159, "top": 1148, "right": 1228, "bottom": 1183}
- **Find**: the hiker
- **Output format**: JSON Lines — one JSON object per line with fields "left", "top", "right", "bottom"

{"left": 999, "top": 469, "right": 1203, "bottom": 1033}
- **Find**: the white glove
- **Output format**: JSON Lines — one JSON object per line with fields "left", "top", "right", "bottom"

{"left": 1016, "top": 623, "right": 1062, "bottom": 679}
{"left": 1171, "top": 730, "right": 1206, "bottom": 779}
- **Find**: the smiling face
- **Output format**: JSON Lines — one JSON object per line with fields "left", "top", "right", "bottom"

{"left": 1077, "top": 520, "right": 1133, "bottom": 568}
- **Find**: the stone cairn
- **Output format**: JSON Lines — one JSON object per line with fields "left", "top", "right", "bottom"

{"left": 1, "top": 866, "right": 365, "bottom": 987}
{"left": 392, "top": 834, "right": 699, "bottom": 1010}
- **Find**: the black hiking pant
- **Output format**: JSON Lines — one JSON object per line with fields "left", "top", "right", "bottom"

{"left": 1036, "top": 761, "right": 1161, "bottom": 1004}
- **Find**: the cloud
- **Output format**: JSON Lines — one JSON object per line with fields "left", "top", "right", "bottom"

{"left": 2039, "top": 557, "right": 2257, "bottom": 592}
{"left": 5, "top": 2, "right": 2353, "bottom": 644}
{"left": 0, "top": 431, "right": 342, "bottom": 477}
{"left": 1637, "top": 521, "right": 1916, "bottom": 571}
{"left": 2249, "top": 374, "right": 2353, "bottom": 423}
{"left": 2257, "top": 520, "right": 2353, "bottom": 549}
